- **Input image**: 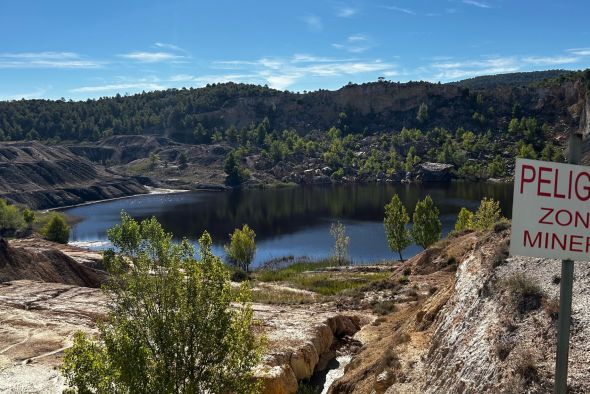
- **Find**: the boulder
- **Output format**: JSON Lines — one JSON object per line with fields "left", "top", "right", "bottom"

{"left": 418, "top": 162, "right": 454, "bottom": 182}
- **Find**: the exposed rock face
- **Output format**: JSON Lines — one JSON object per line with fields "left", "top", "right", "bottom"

{"left": 0, "top": 141, "right": 147, "bottom": 209}
{"left": 0, "top": 237, "right": 106, "bottom": 287}
{"left": 418, "top": 162, "right": 454, "bottom": 182}
{"left": 254, "top": 304, "right": 365, "bottom": 394}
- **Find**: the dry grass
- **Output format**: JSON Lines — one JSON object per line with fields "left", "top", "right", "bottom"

{"left": 502, "top": 274, "right": 544, "bottom": 315}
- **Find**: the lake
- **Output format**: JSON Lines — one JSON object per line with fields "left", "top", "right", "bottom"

{"left": 62, "top": 182, "right": 513, "bottom": 267}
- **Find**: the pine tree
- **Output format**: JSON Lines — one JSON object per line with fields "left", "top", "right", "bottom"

{"left": 384, "top": 194, "right": 411, "bottom": 261}
{"left": 411, "top": 195, "right": 442, "bottom": 249}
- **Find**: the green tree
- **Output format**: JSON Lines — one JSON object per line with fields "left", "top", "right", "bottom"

{"left": 61, "top": 214, "right": 261, "bottom": 394}
{"left": 384, "top": 194, "right": 411, "bottom": 261}
{"left": 473, "top": 197, "right": 503, "bottom": 230}
{"left": 330, "top": 221, "right": 350, "bottom": 266}
{"left": 454, "top": 207, "right": 474, "bottom": 231}
{"left": 23, "top": 208, "right": 35, "bottom": 229}
{"left": 149, "top": 152, "right": 159, "bottom": 170}
{"left": 416, "top": 102, "right": 429, "bottom": 124}
{"left": 411, "top": 195, "right": 442, "bottom": 249}
{"left": 225, "top": 224, "right": 257, "bottom": 272}
{"left": 224, "top": 151, "right": 249, "bottom": 186}
{"left": 42, "top": 213, "right": 70, "bottom": 244}
{"left": 177, "top": 152, "right": 188, "bottom": 170}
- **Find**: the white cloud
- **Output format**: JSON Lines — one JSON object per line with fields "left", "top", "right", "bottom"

{"left": 336, "top": 6, "right": 358, "bottom": 17}
{"left": 332, "top": 34, "right": 374, "bottom": 53}
{"left": 522, "top": 56, "right": 580, "bottom": 65}
{"left": 430, "top": 56, "right": 519, "bottom": 80}
{"left": 0, "top": 52, "right": 102, "bottom": 69}
{"left": 212, "top": 54, "right": 395, "bottom": 90}
{"left": 462, "top": 0, "right": 491, "bottom": 8}
{"left": 1, "top": 87, "right": 51, "bottom": 100}
{"left": 382, "top": 6, "right": 415, "bottom": 15}
{"left": 120, "top": 51, "right": 184, "bottom": 63}
{"left": 154, "top": 42, "right": 187, "bottom": 53}
{"left": 568, "top": 48, "right": 590, "bottom": 56}
{"left": 71, "top": 82, "right": 166, "bottom": 93}
{"left": 302, "top": 15, "right": 323, "bottom": 32}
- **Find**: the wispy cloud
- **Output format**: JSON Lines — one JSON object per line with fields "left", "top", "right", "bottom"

{"left": 120, "top": 51, "right": 185, "bottom": 63}
{"left": 430, "top": 56, "right": 519, "bottom": 80}
{"left": 462, "top": 0, "right": 491, "bottom": 9}
{"left": 568, "top": 48, "right": 590, "bottom": 56}
{"left": 71, "top": 82, "right": 166, "bottom": 94}
{"left": 336, "top": 6, "right": 358, "bottom": 17}
{"left": 0, "top": 52, "right": 103, "bottom": 69}
{"left": 1, "top": 87, "right": 51, "bottom": 100}
{"left": 522, "top": 56, "right": 580, "bottom": 65}
{"left": 382, "top": 5, "right": 415, "bottom": 15}
{"left": 154, "top": 42, "right": 187, "bottom": 53}
{"left": 212, "top": 54, "right": 395, "bottom": 90}
{"left": 332, "top": 34, "right": 375, "bottom": 53}
{"left": 302, "top": 14, "right": 323, "bottom": 32}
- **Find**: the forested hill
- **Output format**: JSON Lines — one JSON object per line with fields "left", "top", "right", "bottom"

{"left": 0, "top": 70, "right": 588, "bottom": 144}
{"left": 450, "top": 69, "right": 575, "bottom": 90}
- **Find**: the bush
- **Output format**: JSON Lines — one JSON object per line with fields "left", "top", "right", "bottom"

{"left": 23, "top": 208, "right": 35, "bottom": 228}
{"left": 42, "top": 213, "right": 70, "bottom": 244}
{"left": 503, "top": 274, "right": 543, "bottom": 315}
{"left": 225, "top": 224, "right": 257, "bottom": 272}
{"left": 473, "top": 197, "right": 504, "bottom": 230}
{"left": 454, "top": 207, "right": 474, "bottom": 231}
{"left": 0, "top": 199, "right": 25, "bottom": 231}
{"left": 330, "top": 221, "right": 350, "bottom": 265}
{"left": 62, "top": 214, "right": 262, "bottom": 394}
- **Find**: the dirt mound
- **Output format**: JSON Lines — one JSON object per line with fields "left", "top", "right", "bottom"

{"left": 0, "top": 238, "right": 106, "bottom": 287}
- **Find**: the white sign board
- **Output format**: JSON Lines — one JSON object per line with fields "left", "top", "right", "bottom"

{"left": 510, "top": 158, "right": 590, "bottom": 261}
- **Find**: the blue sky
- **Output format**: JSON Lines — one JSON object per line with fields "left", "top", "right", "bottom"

{"left": 1, "top": 0, "right": 590, "bottom": 100}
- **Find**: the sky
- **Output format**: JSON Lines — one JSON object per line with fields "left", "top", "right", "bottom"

{"left": 1, "top": 0, "right": 590, "bottom": 100}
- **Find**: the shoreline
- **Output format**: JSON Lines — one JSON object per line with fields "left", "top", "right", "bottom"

{"left": 48, "top": 186, "right": 191, "bottom": 212}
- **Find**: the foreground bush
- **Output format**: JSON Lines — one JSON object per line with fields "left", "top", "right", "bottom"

{"left": 42, "top": 213, "right": 70, "bottom": 244}
{"left": 62, "top": 213, "right": 262, "bottom": 394}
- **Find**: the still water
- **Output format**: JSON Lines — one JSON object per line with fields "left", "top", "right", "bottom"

{"left": 62, "top": 182, "right": 513, "bottom": 267}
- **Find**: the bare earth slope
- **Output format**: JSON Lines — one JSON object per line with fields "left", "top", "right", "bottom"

{"left": 0, "top": 141, "right": 147, "bottom": 209}
{"left": 331, "top": 228, "right": 590, "bottom": 393}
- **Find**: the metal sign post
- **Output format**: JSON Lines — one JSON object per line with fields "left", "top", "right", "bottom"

{"left": 554, "top": 132, "right": 582, "bottom": 394}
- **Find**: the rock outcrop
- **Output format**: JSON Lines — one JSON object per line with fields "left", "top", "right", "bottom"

{"left": 417, "top": 162, "right": 454, "bottom": 182}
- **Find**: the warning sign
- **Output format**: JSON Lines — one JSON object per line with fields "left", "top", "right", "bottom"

{"left": 510, "top": 158, "right": 590, "bottom": 261}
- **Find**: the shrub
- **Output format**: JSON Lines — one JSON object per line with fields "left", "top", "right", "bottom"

{"left": 0, "top": 199, "right": 25, "bottom": 231}
{"left": 23, "top": 208, "right": 35, "bottom": 228}
{"left": 513, "top": 349, "right": 539, "bottom": 384}
{"left": 473, "top": 197, "right": 504, "bottom": 230}
{"left": 503, "top": 274, "right": 543, "bottom": 315}
{"left": 42, "top": 213, "right": 70, "bottom": 244}
{"left": 371, "top": 300, "right": 397, "bottom": 315}
{"left": 225, "top": 224, "right": 257, "bottom": 272}
{"left": 62, "top": 214, "right": 262, "bottom": 394}
{"left": 454, "top": 207, "right": 474, "bottom": 231}
{"left": 330, "top": 221, "right": 350, "bottom": 265}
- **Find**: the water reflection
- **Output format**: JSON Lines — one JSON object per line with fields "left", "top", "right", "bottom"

{"left": 63, "top": 182, "right": 513, "bottom": 266}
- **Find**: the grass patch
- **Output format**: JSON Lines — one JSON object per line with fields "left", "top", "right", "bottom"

{"left": 251, "top": 286, "right": 317, "bottom": 305}
{"left": 289, "top": 272, "right": 391, "bottom": 296}
{"left": 255, "top": 258, "right": 391, "bottom": 296}
{"left": 256, "top": 259, "right": 334, "bottom": 282}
